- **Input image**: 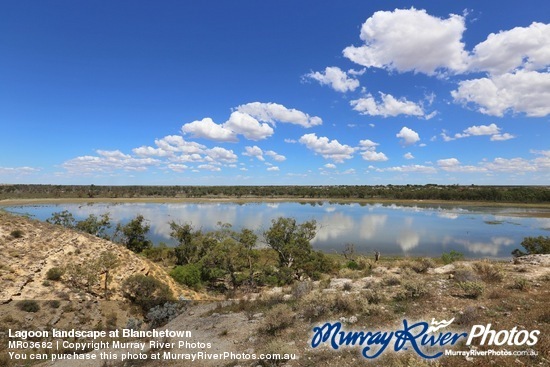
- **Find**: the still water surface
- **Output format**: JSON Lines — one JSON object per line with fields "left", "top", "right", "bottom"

{"left": 4, "top": 202, "right": 550, "bottom": 258}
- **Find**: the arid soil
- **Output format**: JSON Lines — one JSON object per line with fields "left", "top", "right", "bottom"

{"left": 0, "top": 211, "right": 200, "bottom": 331}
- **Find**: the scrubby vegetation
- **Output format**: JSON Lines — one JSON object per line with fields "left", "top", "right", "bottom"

{"left": 46, "top": 266, "right": 65, "bottom": 281}
{"left": 16, "top": 300, "right": 40, "bottom": 313}
{"left": 512, "top": 235, "right": 550, "bottom": 256}
{"left": 45, "top": 209, "right": 337, "bottom": 293}
{"left": 9, "top": 229, "right": 24, "bottom": 238}
{"left": 441, "top": 249, "right": 465, "bottom": 264}
{"left": 121, "top": 274, "right": 174, "bottom": 313}
{"left": 2, "top": 184, "right": 550, "bottom": 203}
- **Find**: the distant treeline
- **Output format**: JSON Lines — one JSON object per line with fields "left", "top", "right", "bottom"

{"left": 1, "top": 184, "right": 549, "bottom": 203}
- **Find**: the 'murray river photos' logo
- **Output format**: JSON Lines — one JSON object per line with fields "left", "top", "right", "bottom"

{"left": 310, "top": 318, "right": 539, "bottom": 359}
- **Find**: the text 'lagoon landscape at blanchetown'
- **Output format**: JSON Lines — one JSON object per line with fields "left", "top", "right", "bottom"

{"left": 5, "top": 202, "right": 550, "bottom": 258}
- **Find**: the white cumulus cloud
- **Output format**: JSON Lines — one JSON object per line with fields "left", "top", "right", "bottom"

{"left": 181, "top": 102, "right": 321, "bottom": 143}
{"left": 304, "top": 66, "right": 360, "bottom": 92}
{"left": 265, "top": 150, "right": 286, "bottom": 162}
{"left": 361, "top": 150, "right": 388, "bottom": 162}
{"left": 396, "top": 127, "right": 420, "bottom": 146}
{"left": 452, "top": 70, "right": 550, "bottom": 117}
{"left": 343, "top": 8, "right": 468, "bottom": 75}
{"left": 167, "top": 164, "right": 189, "bottom": 172}
{"left": 205, "top": 147, "right": 238, "bottom": 163}
{"left": 236, "top": 102, "right": 322, "bottom": 127}
{"left": 469, "top": 22, "right": 550, "bottom": 75}
{"left": 358, "top": 138, "right": 388, "bottom": 161}
{"left": 62, "top": 150, "right": 160, "bottom": 173}
{"left": 243, "top": 146, "right": 265, "bottom": 161}
{"left": 350, "top": 93, "right": 425, "bottom": 117}
{"left": 224, "top": 111, "right": 274, "bottom": 140}
{"left": 181, "top": 118, "right": 237, "bottom": 142}
{"left": 443, "top": 123, "right": 515, "bottom": 141}
{"left": 299, "top": 133, "right": 355, "bottom": 163}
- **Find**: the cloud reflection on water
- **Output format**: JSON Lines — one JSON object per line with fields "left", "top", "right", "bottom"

{"left": 6, "top": 201, "right": 546, "bottom": 258}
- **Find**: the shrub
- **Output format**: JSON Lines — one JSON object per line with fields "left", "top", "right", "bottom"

{"left": 291, "top": 281, "right": 313, "bottom": 300}
{"left": 513, "top": 236, "right": 550, "bottom": 256}
{"left": 411, "top": 258, "right": 435, "bottom": 273}
{"left": 125, "top": 318, "right": 143, "bottom": 331}
{"left": 64, "top": 262, "right": 98, "bottom": 291}
{"left": 170, "top": 264, "right": 202, "bottom": 289}
{"left": 17, "top": 300, "right": 40, "bottom": 313}
{"left": 106, "top": 313, "right": 118, "bottom": 330}
{"left": 511, "top": 277, "right": 529, "bottom": 291}
{"left": 338, "top": 267, "right": 362, "bottom": 279}
{"left": 10, "top": 229, "right": 24, "bottom": 238}
{"left": 453, "top": 267, "right": 479, "bottom": 282}
{"left": 46, "top": 267, "right": 65, "bottom": 281}
{"left": 382, "top": 275, "right": 401, "bottom": 286}
{"left": 346, "top": 260, "right": 359, "bottom": 270}
{"left": 396, "top": 280, "right": 430, "bottom": 300}
{"left": 457, "top": 281, "right": 485, "bottom": 299}
{"left": 331, "top": 293, "right": 368, "bottom": 315}
{"left": 473, "top": 262, "right": 504, "bottom": 283}
{"left": 147, "top": 302, "right": 186, "bottom": 328}
{"left": 300, "top": 291, "right": 331, "bottom": 321}
{"left": 537, "top": 312, "right": 550, "bottom": 324}
{"left": 258, "top": 339, "right": 296, "bottom": 366}
{"left": 121, "top": 274, "right": 174, "bottom": 313}
{"left": 259, "top": 304, "right": 294, "bottom": 335}
{"left": 363, "top": 288, "right": 383, "bottom": 304}
{"left": 48, "top": 300, "right": 61, "bottom": 309}
{"left": 356, "top": 257, "right": 375, "bottom": 271}
{"left": 456, "top": 306, "right": 480, "bottom": 326}
{"left": 303, "top": 250, "right": 338, "bottom": 278}
{"left": 441, "top": 250, "right": 464, "bottom": 264}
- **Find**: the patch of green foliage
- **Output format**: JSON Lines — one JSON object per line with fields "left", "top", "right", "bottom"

{"left": 457, "top": 281, "right": 485, "bottom": 299}
{"left": 46, "top": 267, "right": 65, "bottom": 281}
{"left": 10, "top": 229, "right": 24, "bottom": 238}
{"left": 441, "top": 250, "right": 464, "bottom": 264}
{"left": 16, "top": 300, "right": 40, "bottom": 313}
{"left": 170, "top": 264, "right": 202, "bottom": 289}
{"left": 115, "top": 215, "right": 152, "bottom": 253}
{"left": 121, "top": 274, "right": 174, "bottom": 313}
{"left": 512, "top": 236, "right": 550, "bottom": 257}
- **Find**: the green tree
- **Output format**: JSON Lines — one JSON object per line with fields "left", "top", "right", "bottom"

{"left": 65, "top": 262, "right": 99, "bottom": 292}
{"left": 96, "top": 251, "right": 120, "bottom": 298}
{"left": 263, "top": 217, "right": 317, "bottom": 280}
{"left": 237, "top": 228, "right": 259, "bottom": 279}
{"left": 196, "top": 224, "right": 245, "bottom": 288}
{"left": 143, "top": 243, "right": 174, "bottom": 266}
{"left": 121, "top": 274, "right": 174, "bottom": 313}
{"left": 46, "top": 210, "right": 76, "bottom": 228}
{"left": 75, "top": 213, "right": 111, "bottom": 239}
{"left": 170, "top": 222, "right": 198, "bottom": 265}
{"left": 513, "top": 236, "right": 550, "bottom": 257}
{"left": 115, "top": 215, "right": 152, "bottom": 253}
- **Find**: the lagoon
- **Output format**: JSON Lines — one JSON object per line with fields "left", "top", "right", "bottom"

{"left": 3, "top": 201, "right": 550, "bottom": 258}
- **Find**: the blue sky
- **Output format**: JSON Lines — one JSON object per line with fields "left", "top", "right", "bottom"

{"left": 1, "top": 1, "right": 549, "bottom": 185}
